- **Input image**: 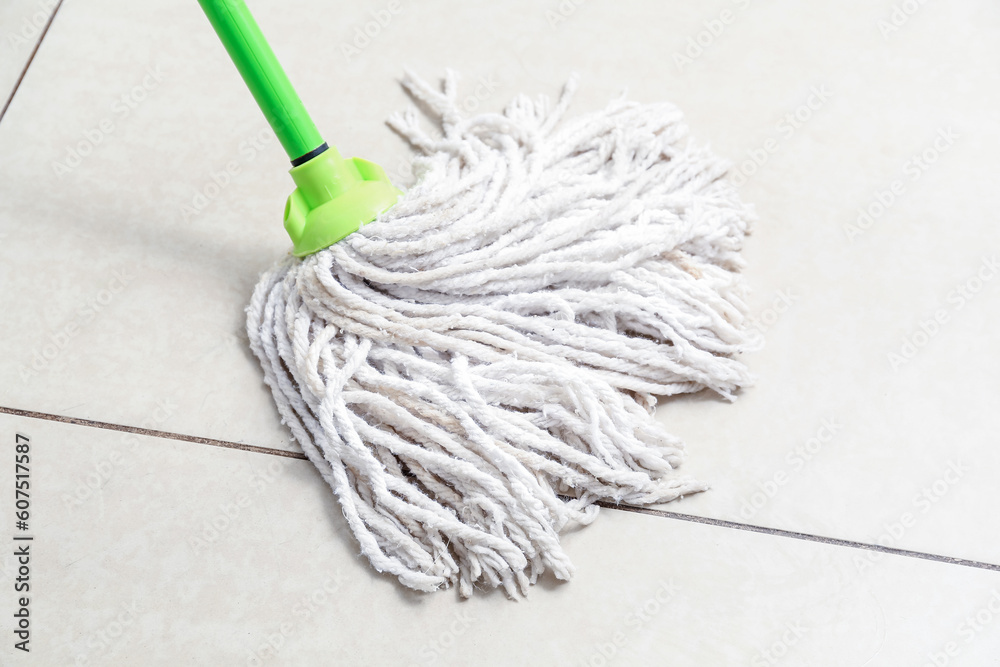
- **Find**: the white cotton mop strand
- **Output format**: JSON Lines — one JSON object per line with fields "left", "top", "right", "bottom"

{"left": 198, "top": 1, "right": 755, "bottom": 598}
{"left": 246, "top": 72, "right": 755, "bottom": 597}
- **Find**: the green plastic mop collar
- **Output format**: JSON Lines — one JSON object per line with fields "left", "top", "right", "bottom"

{"left": 284, "top": 145, "right": 400, "bottom": 257}
{"left": 197, "top": 0, "right": 399, "bottom": 256}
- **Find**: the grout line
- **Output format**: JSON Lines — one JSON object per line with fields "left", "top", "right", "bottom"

{"left": 0, "top": 405, "right": 308, "bottom": 460}
{"left": 601, "top": 501, "right": 1000, "bottom": 573}
{"left": 4, "top": 405, "right": 998, "bottom": 574}
{"left": 0, "top": 0, "right": 66, "bottom": 125}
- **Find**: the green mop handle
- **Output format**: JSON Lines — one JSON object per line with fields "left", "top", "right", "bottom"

{"left": 196, "top": 0, "right": 400, "bottom": 256}
{"left": 197, "top": 0, "right": 325, "bottom": 165}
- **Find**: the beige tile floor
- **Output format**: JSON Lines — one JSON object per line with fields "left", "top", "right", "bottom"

{"left": 3, "top": 413, "right": 1000, "bottom": 665}
{"left": 1, "top": 0, "right": 999, "bottom": 663}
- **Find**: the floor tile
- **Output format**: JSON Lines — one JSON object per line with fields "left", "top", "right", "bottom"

{"left": 648, "top": 0, "right": 1000, "bottom": 563}
{"left": 0, "top": 0, "right": 58, "bottom": 107}
{"left": 1, "top": 0, "right": 998, "bottom": 567}
{"left": 516, "top": 0, "right": 1000, "bottom": 566}
{"left": 2, "top": 413, "right": 999, "bottom": 665}
{"left": 0, "top": 0, "right": 530, "bottom": 452}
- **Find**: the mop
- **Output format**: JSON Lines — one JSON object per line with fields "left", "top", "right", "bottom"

{"left": 199, "top": 0, "right": 755, "bottom": 597}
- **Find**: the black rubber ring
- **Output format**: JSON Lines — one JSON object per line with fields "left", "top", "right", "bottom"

{"left": 290, "top": 142, "right": 329, "bottom": 167}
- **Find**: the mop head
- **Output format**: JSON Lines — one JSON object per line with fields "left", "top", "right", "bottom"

{"left": 247, "top": 72, "right": 755, "bottom": 597}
